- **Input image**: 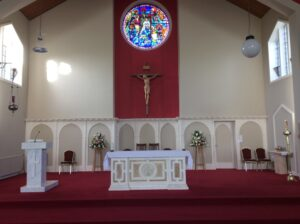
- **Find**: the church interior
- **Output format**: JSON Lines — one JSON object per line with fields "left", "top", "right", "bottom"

{"left": 1, "top": 0, "right": 300, "bottom": 223}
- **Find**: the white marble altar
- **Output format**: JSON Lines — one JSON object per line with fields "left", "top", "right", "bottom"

{"left": 104, "top": 150, "right": 192, "bottom": 191}
{"left": 20, "top": 140, "right": 58, "bottom": 192}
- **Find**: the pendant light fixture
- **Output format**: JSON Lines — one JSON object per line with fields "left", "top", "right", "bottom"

{"left": 241, "top": 0, "right": 261, "bottom": 58}
{"left": 8, "top": 68, "right": 18, "bottom": 113}
{"left": 33, "top": 16, "right": 48, "bottom": 53}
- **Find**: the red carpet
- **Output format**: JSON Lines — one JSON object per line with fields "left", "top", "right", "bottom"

{"left": 1, "top": 170, "right": 300, "bottom": 223}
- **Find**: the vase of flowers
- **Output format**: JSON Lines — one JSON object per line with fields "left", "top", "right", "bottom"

{"left": 89, "top": 132, "right": 106, "bottom": 150}
{"left": 190, "top": 130, "right": 207, "bottom": 147}
{"left": 190, "top": 130, "right": 207, "bottom": 170}
{"left": 90, "top": 132, "right": 106, "bottom": 171}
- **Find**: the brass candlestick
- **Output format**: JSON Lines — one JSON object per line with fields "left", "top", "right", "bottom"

{"left": 283, "top": 120, "right": 297, "bottom": 182}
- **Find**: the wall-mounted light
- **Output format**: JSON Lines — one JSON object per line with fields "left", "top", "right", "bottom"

{"left": 241, "top": 1, "right": 261, "bottom": 58}
{"left": 33, "top": 16, "right": 48, "bottom": 53}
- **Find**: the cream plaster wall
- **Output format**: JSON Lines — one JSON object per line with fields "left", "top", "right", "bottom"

{"left": 0, "top": 12, "right": 28, "bottom": 164}
{"left": 261, "top": 10, "right": 295, "bottom": 151}
{"left": 26, "top": 0, "right": 113, "bottom": 119}
{"left": 178, "top": 0, "right": 265, "bottom": 117}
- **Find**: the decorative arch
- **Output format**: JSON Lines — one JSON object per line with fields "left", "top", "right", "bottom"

{"left": 273, "top": 104, "right": 294, "bottom": 148}
{"left": 140, "top": 123, "right": 155, "bottom": 144}
{"left": 88, "top": 123, "right": 111, "bottom": 165}
{"left": 119, "top": 124, "right": 135, "bottom": 150}
{"left": 160, "top": 123, "right": 176, "bottom": 149}
{"left": 239, "top": 121, "right": 263, "bottom": 150}
{"left": 59, "top": 124, "right": 82, "bottom": 166}
{"left": 184, "top": 121, "right": 212, "bottom": 164}
{"left": 30, "top": 124, "right": 53, "bottom": 166}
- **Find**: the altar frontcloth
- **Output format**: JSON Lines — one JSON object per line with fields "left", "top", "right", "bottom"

{"left": 104, "top": 150, "right": 192, "bottom": 191}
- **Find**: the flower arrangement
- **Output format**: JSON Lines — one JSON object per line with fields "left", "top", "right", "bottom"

{"left": 190, "top": 130, "right": 207, "bottom": 147}
{"left": 89, "top": 132, "right": 106, "bottom": 149}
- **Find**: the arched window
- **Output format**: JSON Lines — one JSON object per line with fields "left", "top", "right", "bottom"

{"left": 268, "top": 21, "right": 292, "bottom": 82}
{"left": 121, "top": 3, "right": 171, "bottom": 50}
{"left": 0, "top": 24, "right": 23, "bottom": 86}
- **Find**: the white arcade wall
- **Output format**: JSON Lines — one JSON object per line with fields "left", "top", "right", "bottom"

{"left": 25, "top": 117, "right": 268, "bottom": 172}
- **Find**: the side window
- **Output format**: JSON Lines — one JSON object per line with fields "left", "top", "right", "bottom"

{"left": 0, "top": 24, "right": 23, "bottom": 86}
{"left": 268, "top": 21, "right": 292, "bottom": 82}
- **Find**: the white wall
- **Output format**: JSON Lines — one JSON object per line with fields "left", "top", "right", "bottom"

{"left": 261, "top": 10, "right": 295, "bottom": 151}
{"left": 178, "top": 0, "right": 265, "bottom": 117}
{"left": 0, "top": 11, "right": 29, "bottom": 176}
{"left": 26, "top": 0, "right": 113, "bottom": 119}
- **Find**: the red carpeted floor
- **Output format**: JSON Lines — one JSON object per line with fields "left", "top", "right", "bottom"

{"left": 1, "top": 170, "right": 300, "bottom": 223}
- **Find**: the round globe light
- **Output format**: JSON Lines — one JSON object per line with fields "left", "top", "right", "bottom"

{"left": 241, "top": 35, "right": 261, "bottom": 58}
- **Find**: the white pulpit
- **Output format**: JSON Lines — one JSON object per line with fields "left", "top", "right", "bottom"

{"left": 20, "top": 140, "right": 58, "bottom": 192}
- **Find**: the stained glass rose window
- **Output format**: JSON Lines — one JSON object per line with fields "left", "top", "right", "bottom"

{"left": 121, "top": 3, "right": 171, "bottom": 50}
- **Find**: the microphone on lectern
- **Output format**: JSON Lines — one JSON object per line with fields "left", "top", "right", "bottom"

{"left": 34, "top": 131, "right": 41, "bottom": 142}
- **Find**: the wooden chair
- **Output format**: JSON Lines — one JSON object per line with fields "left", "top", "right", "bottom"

{"left": 149, "top": 143, "right": 159, "bottom": 150}
{"left": 241, "top": 148, "right": 258, "bottom": 171}
{"left": 59, "top": 150, "right": 76, "bottom": 174}
{"left": 136, "top": 143, "right": 147, "bottom": 150}
{"left": 255, "top": 148, "right": 272, "bottom": 170}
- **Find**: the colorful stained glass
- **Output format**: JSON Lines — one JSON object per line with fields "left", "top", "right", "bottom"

{"left": 121, "top": 3, "right": 171, "bottom": 50}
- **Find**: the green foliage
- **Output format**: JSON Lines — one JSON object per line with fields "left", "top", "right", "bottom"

{"left": 190, "top": 130, "right": 207, "bottom": 147}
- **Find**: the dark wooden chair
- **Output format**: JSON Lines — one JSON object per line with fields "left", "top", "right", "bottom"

{"left": 241, "top": 148, "right": 258, "bottom": 171}
{"left": 136, "top": 143, "right": 147, "bottom": 150}
{"left": 59, "top": 150, "right": 76, "bottom": 174}
{"left": 149, "top": 143, "right": 159, "bottom": 150}
{"left": 255, "top": 148, "right": 272, "bottom": 170}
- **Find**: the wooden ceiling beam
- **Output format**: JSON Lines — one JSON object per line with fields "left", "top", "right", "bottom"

{"left": 20, "top": 0, "right": 66, "bottom": 20}
{"left": 226, "top": 0, "right": 270, "bottom": 18}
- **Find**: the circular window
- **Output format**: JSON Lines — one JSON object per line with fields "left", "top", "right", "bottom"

{"left": 121, "top": 2, "right": 171, "bottom": 50}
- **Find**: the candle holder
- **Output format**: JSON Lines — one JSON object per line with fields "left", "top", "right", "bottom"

{"left": 283, "top": 120, "right": 297, "bottom": 182}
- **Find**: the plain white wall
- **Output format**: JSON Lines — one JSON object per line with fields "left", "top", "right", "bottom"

{"left": 178, "top": 0, "right": 265, "bottom": 117}
{"left": 261, "top": 10, "right": 295, "bottom": 151}
{"left": 0, "top": 11, "right": 29, "bottom": 159}
{"left": 26, "top": 0, "right": 113, "bottom": 119}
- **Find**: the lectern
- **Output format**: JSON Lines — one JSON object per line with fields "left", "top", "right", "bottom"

{"left": 20, "top": 140, "right": 58, "bottom": 192}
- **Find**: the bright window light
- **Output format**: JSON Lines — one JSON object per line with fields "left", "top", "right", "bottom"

{"left": 0, "top": 24, "right": 24, "bottom": 85}
{"left": 268, "top": 21, "right": 292, "bottom": 82}
{"left": 58, "top": 62, "right": 72, "bottom": 75}
{"left": 47, "top": 60, "right": 58, "bottom": 82}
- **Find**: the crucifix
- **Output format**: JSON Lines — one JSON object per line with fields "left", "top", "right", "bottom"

{"left": 131, "top": 63, "right": 161, "bottom": 115}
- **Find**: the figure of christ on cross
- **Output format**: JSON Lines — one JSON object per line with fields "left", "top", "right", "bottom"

{"left": 131, "top": 64, "right": 161, "bottom": 114}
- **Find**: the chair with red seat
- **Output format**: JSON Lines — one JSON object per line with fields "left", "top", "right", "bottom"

{"left": 59, "top": 150, "right": 76, "bottom": 174}
{"left": 255, "top": 148, "right": 272, "bottom": 170}
{"left": 241, "top": 148, "right": 258, "bottom": 171}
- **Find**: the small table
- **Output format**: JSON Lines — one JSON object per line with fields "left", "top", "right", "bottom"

{"left": 103, "top": 150, "right": 193, "bottom": 191}
{"left": 270, "top": 151, "right": 292, "bottom": 174}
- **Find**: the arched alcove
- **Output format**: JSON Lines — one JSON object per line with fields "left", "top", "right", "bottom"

{"left": 240, "top": 121, "right": 263, "bottom": 152}
{"left": 274, "top": 106, "right": 293, "bottom": 149}
{"left": 59, "top": 124, "right": 82, "bottom": 166}
{"left": 161, "top": 123, "right": 176, "bottom": 149}
{"left": 88, "top": 123, "right": 111, "bottom": 165}
{"left": 119, "top": 124, "right": 134, "bottom": 150}
{"left": 140, "top": 124, "right": 155, "bottom": 144}
{"left": 184, "top": 122, "right": 212, "bottom": 164}
{"left": 30, "top": 124, "right": 53, "bottom": 166}
{"left": 215, "top": 123, "right": 235, "bottom": 168}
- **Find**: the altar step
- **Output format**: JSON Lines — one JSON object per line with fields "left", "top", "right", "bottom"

{"left": 1, "top": 170, "right": 300, "bottom": 223}
{"left": 1, "top": 195, "right": 300, "bottom": 223}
